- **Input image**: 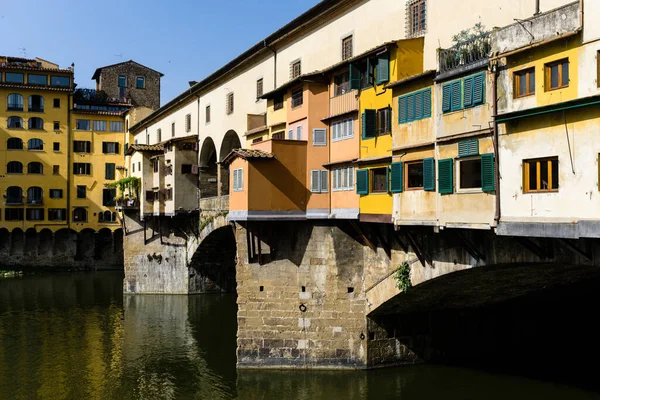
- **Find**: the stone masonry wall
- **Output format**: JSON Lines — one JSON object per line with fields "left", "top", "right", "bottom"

{"left": 97, "top": 62, "right": 161, "bottom": 110}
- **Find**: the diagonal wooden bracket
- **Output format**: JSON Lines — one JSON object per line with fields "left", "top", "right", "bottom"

{"left": 404, "top": 231, "right": 426, "bottom": 267}
{"left": 374, "top": 224, "right": 392, "bottom": 259}
{"left": 456, "top": 230, "right": 486, "bottom": 262}
{"left": 560, "top": 238, "right": 593, "bottom": 261}
{"left": 348, "top": 221, "right": 376, "bottom": 251}
{"left": 515, "top": 237, "right": 552, "bottom": 260}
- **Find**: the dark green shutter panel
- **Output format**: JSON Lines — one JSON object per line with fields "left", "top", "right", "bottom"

{"left": 408, "top": 93, "right": 416, "bottom": 121}
{"left": 423, "top": 158, "right": 435, "bottom": 191}
{"left": 105, "top": 163, "right": 115, "bottom": 180}
{"left": 390, "top": 162, "right": 403, "bottom": 193}
{"left": 463, "top": 77, "right": 473, "bottom": 107}
{"left": 399, "top": 96, "right": 408, "bottom": 124}
{"left": 473, "top": 72, "right": 485, "bottom": 105}
{"left": 458, "top": 138, "right": 479, "bottom": 157}
{"left": 438, "top": 159, "right": 454, "bottom": 194}
{"left": 356, "top": 169, "right": 369, "bottom": 195}
{"left": 442, "top": 83, "right": 451, "bottom": 112}
{"left": 349, "top": 63, "right": 361, "bottom": 90}
{"left": 361, "top": 112, "right": 366, "bottom": 138}
{"left": 481, "top": 153, "right": 496, "bottom": 192}
{"left": 422, "top": 88, "right": 431, "bottom": 118}
{"left": 414, "top": 92, "right": 423, "bottom": 120}
{"left": 363, "top": 109, "right": 376, "bottom": 139}
{"left": 451, "top": 81, "right": 462, "bottom": 111}
{"left": 376, "top": 53, "right": 390, "bottom": 84}
{"left": 386, "top": 108, "right": 392, "bottom": 133}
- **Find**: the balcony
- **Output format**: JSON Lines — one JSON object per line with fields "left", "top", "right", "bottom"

{"left": 328, "top": 90, "right": 358, "bottom": 119}
{"left": 438, "top": 30, "right": 491, "bottom": 79}
{"left": 5, "top": 197, "right": 23, "bottom": 205}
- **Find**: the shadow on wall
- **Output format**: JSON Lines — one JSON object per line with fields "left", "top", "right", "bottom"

{"left": 189, "top": 225, "right": 237, "bottom": 293}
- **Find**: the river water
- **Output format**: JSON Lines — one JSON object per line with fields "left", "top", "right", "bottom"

{"left": 0, "top": 272, "right": 597, "bottom": 399}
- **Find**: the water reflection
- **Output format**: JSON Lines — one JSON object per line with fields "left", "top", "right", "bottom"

{"left": 0, "top": 272, "right": 597, "bottom": 399}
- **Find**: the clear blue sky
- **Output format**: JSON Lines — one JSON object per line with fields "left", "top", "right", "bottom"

{"left": 0, "top": 0, "right": 320, "bottom": 105}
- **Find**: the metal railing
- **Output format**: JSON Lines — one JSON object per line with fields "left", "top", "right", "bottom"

{"left": 439, "top": 32, "right": 491, "bottom": 72}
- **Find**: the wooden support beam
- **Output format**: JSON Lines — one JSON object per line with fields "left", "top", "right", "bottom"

{"left": 392, "top": 229, "right": 408, "bottom": 252}
{"left": 456, "top": 231, "right": 486, "bottom": 262}
{"left": 349, "top": 221, "right": 375, "bottom": 251}
{"left": 560, "top": 238, "right": 593, "bottom": 261}
{"left": 404, "top": 231, "right": 426, "bottom": 267}
{"left": 515, "top": 237, "right": 551, "bottom": 260}
{"left": 374, "top": 224, "right": 392, "bottom": 259}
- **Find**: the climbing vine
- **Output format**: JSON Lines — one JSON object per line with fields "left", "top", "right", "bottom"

{"left": 106, "top": 176, "right": 141, "bottom": 200}
{"left": 394, "top": 261, "right": 412, "bottom": 293}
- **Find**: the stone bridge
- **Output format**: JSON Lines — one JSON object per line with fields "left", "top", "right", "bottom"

{"left": 123, "top": 199, "right": 599, "bottom": 378}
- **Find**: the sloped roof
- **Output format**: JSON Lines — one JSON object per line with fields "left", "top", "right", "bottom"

{"left": 92, "top": 60, "right": 164, "bottom": 80}
{"left": 220, "top": 148, "right": 274, "bottom": 166}
{"left": 125, "top": 143, "right": 164, "bottom": 155}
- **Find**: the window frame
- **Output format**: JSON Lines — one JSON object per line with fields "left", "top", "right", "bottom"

{"left": 233, "top": 168, "right": 244, "bottom": 192}
{"left": 136, "top": 76, "right": 145, "bottom": 89}
{"left": 290, "top": 59, "right": 302, "bottom": 80}
{"left": 226, "top": 93, "right": 234, "bottom": 115}
{"left": 332, "top": 166, "right": 355, "bottom": 191}
{"left": 331, "top": 117, "right": 354, "bottom": 142}
{"left": 370, "top": 167, "right": 389, "bottom": 194}
{"left": 291, "top": 87, "right": 303, "bottom": 108}
{"left": 405, "top": 160, "right": 424, "bottom": 190}
{"left": 513, "top": 67, "right": 535, "bottom": 98}
{"left": 205, "top": 105, "right": 211, "bottom": 123}
{"left": 76, "top": 185, "right": 87, "bottom": 199}
{"left": 406, "top": 0, "right": 427, "bottom": 38}
{"left": 185, "top": 114, "right": 192, "bottom": 132}
{"left": 256, "top": 78, "right": 264, "bottom": 100}
{"left": 342, "top": 35, "right": 353, "bottom": 61}
{"left": 456, "top": 156, "right": 483, "bottom": 193}
{"left": 523, "top": 156, "right": 559, "bottom": 193}
{"left": 544, "top": 58, "right": 570, "bottom": 91}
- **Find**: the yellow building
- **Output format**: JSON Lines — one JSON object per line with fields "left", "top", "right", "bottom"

{"left": 0, "top": 56, "right": 73, "bottom": 231}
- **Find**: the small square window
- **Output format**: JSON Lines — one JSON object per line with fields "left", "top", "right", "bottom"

{"left": 545, "top": 59, "right": 569, "bottom": 91}
{"left": 342, "top": 35, "right": 353, "bottom": 61}
{"left": 290, "top": 60, "right": 301, "bottom": 79}
{"left": 50, "top": 189, "right": 63, "bottom": 199}
{"left": 53, "top": 142, "right": 60, "bottom": 151}
{"left": 514, "top": 68, "right": 535, "bottom": 98}
{"left": 76, "top": 185, "right": 86, "bottom": 199}
{"left": 136, "top": 76, "right": 145, "bottom": 89}
{"left": 53, "top": 98, "right": 61, "bottom": 108}
{"left": 227, "top": 93, "right": 234, "bottom": 115}
{"left": 291, "top": 88, "right": 303, "bottom": 108}
{"left": 523, "top": 157, "right": 559, "bottom": 192}
{"left": 406, "top": 161, "right": 424, "bottom": 189}
{"left": 458, "top": 158, "right": 482, "bottom": 190}
{"left": 256, "top": 79, "right": 264, "bottom": 99}
{"left": 54, "top": 121, "right": 61, "bottom": 131}
{"left": 53, "top": 165, "right": 60, "bottom": 175}
{"left": 371, "top": 167, "right": 388, "bottom": 193}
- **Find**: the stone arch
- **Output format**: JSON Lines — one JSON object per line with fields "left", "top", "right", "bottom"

{"left": 0, "top": 228, "right": 10, "bottom": 256}
{"left": 199, "top": 136, "right": 218, "bottom": 199}
{"left": 38, "top": 229, "right": 54, "bottom": 256}
{"left": 95, "top": 228, "right": 113, "bottom": 260}
{"left": 55, "top": 229, "right": 77, "bottom": 257}
{"left": 188, "top": 225, "right": 237, "bottom": 293}
{"left": 219, "top": 130, "right": 242, "bottom": 196}
{"left": 10, "top": 228, "right": 24, "bottom": 256}
{"left": 75, "top": 228, "right": 96, "bottom": 261}
{"left": 113, "top": 228, "right": 124, "bottom": 254}
{"left": 24, "top": 228, "right": 38, "bottom": 257}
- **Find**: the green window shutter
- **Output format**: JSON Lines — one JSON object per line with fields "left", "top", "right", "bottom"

{"left": 442, "top": 83, "right": 451, "bottom": 113}
{"left": 438, "top": 158, "right": 454, "bottom": 194}
{"left": 423, "top": 158, "right": 435, "bottom": 191}
{"left": 481, "top": 153, "right": 496, "bottom": 192}
{"left": 356, "top": 169, "right": 369, "bottom": 195}
{"left": 458, "top": 138, "right": 479, "bottom": 157}
{"left": 386, "top": 108, "right": 392, "bottom": 133}
{"left": 390, "top": 162, "right": 403, "bottom": 193}
{"left": 399, "top": 96, "right": 408, "bottom": 124}
{"left": 473, "top": 72, "right": 485, "bottom": 105}
{"left": 376, "top": 53, "right": 390, "bottom": 84}
{"left": 422, "top": 88, "right": 431, "bottom": 119}
{"left": 451, "top": 81, "right": 462, "bottom": 111}
{"left": 363, "top": 109, "right": 376, "bottom": 139}
{"left": 463, "top": 77, "right": 473, "bottom": 107}
{"left": 349, "top": 63, "right": 361, "bottom": 90}
{"left": 414, "top": 92, "right": 423, "bottom": 121}
{"left": 408, "top": 93, "right": 416, "bottom": 121}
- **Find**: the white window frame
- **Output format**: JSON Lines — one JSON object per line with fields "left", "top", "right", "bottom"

{"left": 332, "top": 166, "right": 355, "bottom": 191}
{"left": 233, "top": 168, "right": 244, "bottom": 192}
{"left": 310, "top": 170, "right": 328, "bottom": 193}
{"left": 109, "top": 121, "right": 123, "bottom": 132}
{"left": 313, "top": 128, "right": 327, "bottom": 146}
{"left": 296, "top": 126, "right": 303, "bottom": 140}
{"left": 288, "top": 129, "right": 294, "bottom": 140}
{"left": 331, "top": 118, "right": 354, "bottom": 142}
{"left": 456, "top": 156, "right": 483, "bottom": 194}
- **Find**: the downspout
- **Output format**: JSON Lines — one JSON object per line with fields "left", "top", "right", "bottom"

{"left": 67, "top": 86, "right": 72, "bottom": 226}
{"left": 264, "top": 39, "right": 278, "bottom": 89}
{"left": 491, "top": 60, "right": 501, "bottom": 226}
{"left": 535, "top": 0, "right": 540, "bottom": 15}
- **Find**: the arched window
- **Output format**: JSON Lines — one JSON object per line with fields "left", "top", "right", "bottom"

{"left": 7, "top": 116, "right": 23, "bottom": 129}
{"left": 7, "top": 161, "right": 23, "bottom": 174}
{"left": 7, "top": 138, "right": 23, "bottom": 150}
{"left": 28, "top": 95, "right": 44, "bottom": 112}
{"left": 27, "top": 162, "right": 43, "bottom": 174}
{"left": 7, "top": 94, "right": 23, "bottom": 111}
{"left": 73, "top": 207, "right": 87, "bottom": 222}
{"left": 27, "top": 187, "right": 43, "bottom": 204}
{"left": 98, "top": 211, "right": 117, "bottom": 223}
{"left": 27, "top": 138, "right": 43, "bottom": 150}
{"left": 28, "top": 117, "right": 44, "bottom": 130}
{"left": 6, "top": 186, "right": 22, "bottom": 204}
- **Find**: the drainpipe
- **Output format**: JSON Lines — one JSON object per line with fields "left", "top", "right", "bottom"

{"left": 491, "top": 60, "right": 501, "bottom": 225}
{"left": 264, "top": 40, "right": 278, "bottom": 90}
{"left": 535, "top": 0, "right": 540, "bottom": 15}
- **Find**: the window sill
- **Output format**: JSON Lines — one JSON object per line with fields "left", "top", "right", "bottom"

{"left": 312, "top": 143, "right": 327, "bottom": 147}
{"left": 405, "top": 187, "right": 424, "bottom": 191}
{"left": 523, "top": 189, "right": 559, "bottom": 194}
{"left": 513, "top": 93, "right": 535, "bottom": 99}
{"left": 371, "top": 191, "right": 390, "bottom": 195}
{"left": 332, "top": 188, "right": 354, "bottom": 192}
{"left": 545, "top": 85, "right": 569, "bottom": 92}
{"left": 457, "top": 188, "right": 483, "bottom": 194}
{"left": 332, "top": 136, "right": 354, "bottom": 142}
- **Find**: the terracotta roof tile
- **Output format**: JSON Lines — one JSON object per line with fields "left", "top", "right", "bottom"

{"left": 220, "top": 148, "right": 274, "bottom": 165}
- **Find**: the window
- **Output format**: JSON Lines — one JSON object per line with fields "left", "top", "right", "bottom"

{"left": 28, "top": 117, "right": 44, "bottom": 130}
{"left": 50, "top": 189, "right": 63, "bottom": 199}
{"left": 7, "top": 138, "right": 22, "bottom": 150}
{"left": 334, "top": 72, "right": 351, "bottom": 96}
{"left": 136, "top": 76, "right": 145, "bottom": 89}
{"left": 171, "top": 122, "right": 176, "bottom": 137}
{"left": 205, "top": 105, "right": 211, "bottom": 123}
{"left": 524, "top": 157, "right": 559, "bottom": 192}
{"left": 331, "top": 118, "right": 354, "bottom": 141}
{"left": 342, "top": 35, "right": 353, "bottom": 61}
{"left": 73, "top": 163, "right": 91, "bottom": 175}
{"left": 332, "top": 166, "right": 355, "bottom": 191}
{"left": 105, "top": 163, "right": 116, "bottom": 180}
{"left": 377, "top": 107, "right": 392, "bottom": 135}
{"left": 442, "top": 72, "right": 485, "bottom": 113}
{"left": 7, "top": 161, "right": 23, "bottom": 174}
{"left": 92, "top": 120, "right": 106, "bottom": 131}
{"left": 98, "top": 211, "right": 117, "bottom": 223}
{"left": 514, "top": 68, "right": 535, "bottom": 98}
{"left": 252, "top": 137, "right": 263, "bottom": 144}
{"left": 110, "top": 121, "right": 123, "bottom": 132}
{"left": 545, "top": 58, "right": 569, "bottom": 91}
{"left": 157, "top": 129, "right": 162, "bottom": 142}
{"left": 28, "top": 74, "right": 47, "bottom": 85}
{"left": 27, "top": 138, "right": 43, "bottom": 150}
{"left": 313, "top": 128, "right": 327, "bottom": 146}
{"left": 53, "top": 98, "right": 61, "bottom": 108}
{"left": 233, "top": 168, "right": 244, "bottom": 191}
{"left": 5, "top": 72, "right": 24, "bottom": 84}
{"left": 103, "top": 142, "right": 120, "bottom": 154}
{"left": 406, "top": 161, "right": 424, "bottom": 189}
{"left": 288, "top": 129, "right": 294, "bottom": 139}
{"left": 102, "top": 188, "right": 116, "bottom": 206}
{"left": 371, "top": 167, "right": 388, "bottom": 193}
{"left": 53, "top": 165, "right": 60, "bottom": 175}
{"left": 72, "top": 208, "right": 87, "bottom": 222}
{"left": 185, "top": 114, "right": 192, "bottom": 132}
{"left": 256, "top": 79, "right": 264, "bottom": 99}
{"left": 164, "top": 188, "right": 173, "bottom": 201}
{"left": 272, "top": 131, "right": 285, "bottom": 140}
{"left": 296, "top": 126, "right": 303, "bottom": 140}
{"left": 273, "top": 94, "right": 284, "bottom": 110}
{"left": 48, "top": 209, "right": 67, "bottom": 221}
{"left": 291, "top": 88, "right": 303, "bottom": 108}
{"left": 76, "top": 119, "right": 90, "bottom": 130}
{"left": 5, "top": 208, "right": 24, "bottom": 221}
{"left": 181, "top": 164, "right": 193, "bottom": 174}
{"left": 310, "top": 170, "right": 329, "bottom": 193}
{"left": 76, "top": 185, "right": 86, "bottom": 199}
{"left": 26, "top": 208, "right": 45, "bottom": 221}
{"left": 146, "top": 191, "right": 155, "bottom": 202}
{"left": 458, "top": 158, "right": 482, "bottom": 190}
{"left": 399, "top": 88, "right": 431, "bottom": 123}
{"left": 54, "top": 121, "right": 60, "bottom": 131}
{"left": 27, "top": 162, "right": 43, "bottom": 174}
{"left": 6, "top": 187, "right": 23, "bottom": 204}
{"left": 28, "top": 95, "right": 44, "bottom": 112}
{"left": 290, "top": 60, "right": 301, "bottom": 79}
{"left": 118, "top": 75, "right": 127, "bottom": 87}
{"left": 406, "top": 0, "right": 427, "bottom": 38}
{"left": 27, "top": 187, "right": 43, "bottom": 204}
{"left": 51, "top": 76, "right": 70, "bottom": 87}
{"left": 53, "top": 142, "right": 61, "bottom": 151}
{"left": 7, "top": 116, "right": 23, "bottom": 129}
{"left": 73, "top": 141, "right": 91, "bottom": 153}
{"left": 227, "top": 93, "right": 234, "bottom": 115}
{"left": 7, "top": 94, "right": 23, "bottom": 111}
